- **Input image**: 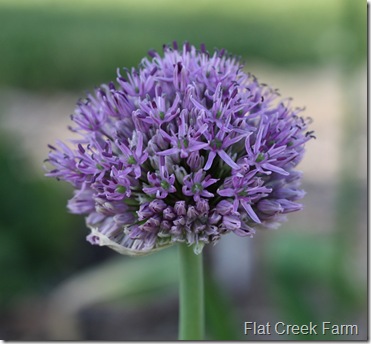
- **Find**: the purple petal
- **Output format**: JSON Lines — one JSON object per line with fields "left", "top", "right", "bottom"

{"left": 157, "top": 147, "right": 179, "bottom": 156}
{"left": 204, "top": 151, "right": 216, "bottom": 170}
{"left": 262, "top": 163, "right": 289, "bottom": 176}
{"left": 241, "top": 200, "right": 261, "bottom": 223}
{"left": 217, "top": 188, "right": 234, "bottom": 197}
{"left": 188, "top": 142, "right": 209, "bottom": 152}
{"left": 200, "top": 190, "right": 214, "bottom": 198}
{"left": 217, "top": 150, "right": 240, "bottom": 170}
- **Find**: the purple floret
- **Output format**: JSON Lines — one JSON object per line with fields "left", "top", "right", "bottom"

{"left": 45, "top": 42, "right": 314, "bottom": 255}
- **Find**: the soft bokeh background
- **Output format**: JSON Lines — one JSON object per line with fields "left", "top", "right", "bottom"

{"left": 0, "top": 0, "right": 366, "bottom": 340}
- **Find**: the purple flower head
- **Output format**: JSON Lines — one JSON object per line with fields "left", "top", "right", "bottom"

{"left": 143, "top": 156, "right": 177, "bottom": 199}
{"left": 182, "top": 170, "right": 219, "bottom": 202}
{"left": 45, "top": 42, "right": 314, "bottom": 255}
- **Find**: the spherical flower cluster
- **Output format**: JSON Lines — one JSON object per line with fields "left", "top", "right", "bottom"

{"left": 45, "top": 42, "right": 314, "bottom": 255}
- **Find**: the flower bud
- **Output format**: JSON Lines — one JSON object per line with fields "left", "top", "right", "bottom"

{"left": 222, "top": 214, "right": 241, "bottom": 231}
{"left": 174, "top": 201, "right": 187, "bottom": 216}
{"left": 216, "top": 200, "right": 234, "bottom": 215}
{"left": 257, "top": 199, "right": 283, "bottom": 216}
{"left": 149, "top": 199, "right": 167, "bottom": 213}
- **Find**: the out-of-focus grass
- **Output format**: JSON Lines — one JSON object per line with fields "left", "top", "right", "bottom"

{"left": 0, "top": 132, "right": 85, "bottom": 307}
{"left": 1, "top": 0, "right": 364, "bottom": 91}
{"left": 265, "top": 230, "right": 366, "bottom": 340}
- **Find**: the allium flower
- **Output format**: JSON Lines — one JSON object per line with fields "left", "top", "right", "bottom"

{"left": 45, "top": 42, "right": 314, "bottom": 256}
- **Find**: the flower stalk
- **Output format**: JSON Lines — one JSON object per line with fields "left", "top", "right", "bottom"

{"left": 44, "top": 41, "right": 314, "bottom": 341}
{"left": 178, "top": 244, "right": 204, "bottom": 340}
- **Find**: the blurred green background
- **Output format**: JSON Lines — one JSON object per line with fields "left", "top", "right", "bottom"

{"left": 0, "top": 0, "right": 366, "bottom": 340}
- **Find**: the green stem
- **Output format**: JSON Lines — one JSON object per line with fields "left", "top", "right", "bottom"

{"left": 178, "top": 244, "right": 204, "bottom": 340}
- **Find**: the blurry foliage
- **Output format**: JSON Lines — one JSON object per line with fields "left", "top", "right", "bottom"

{"left": 47, "top": 245, "right": 241, "bottom": 340}
{"left": 0, "top": 0, "right": 365, "bottom": 91}
{"left": 266, "top": 231, "right": 366, "bottom": 340}
{"left": 204, "top": 270, "right": 241, "bottom": 340}
{"left": 0, "top": 132, "right": 100, "bottom": 307}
